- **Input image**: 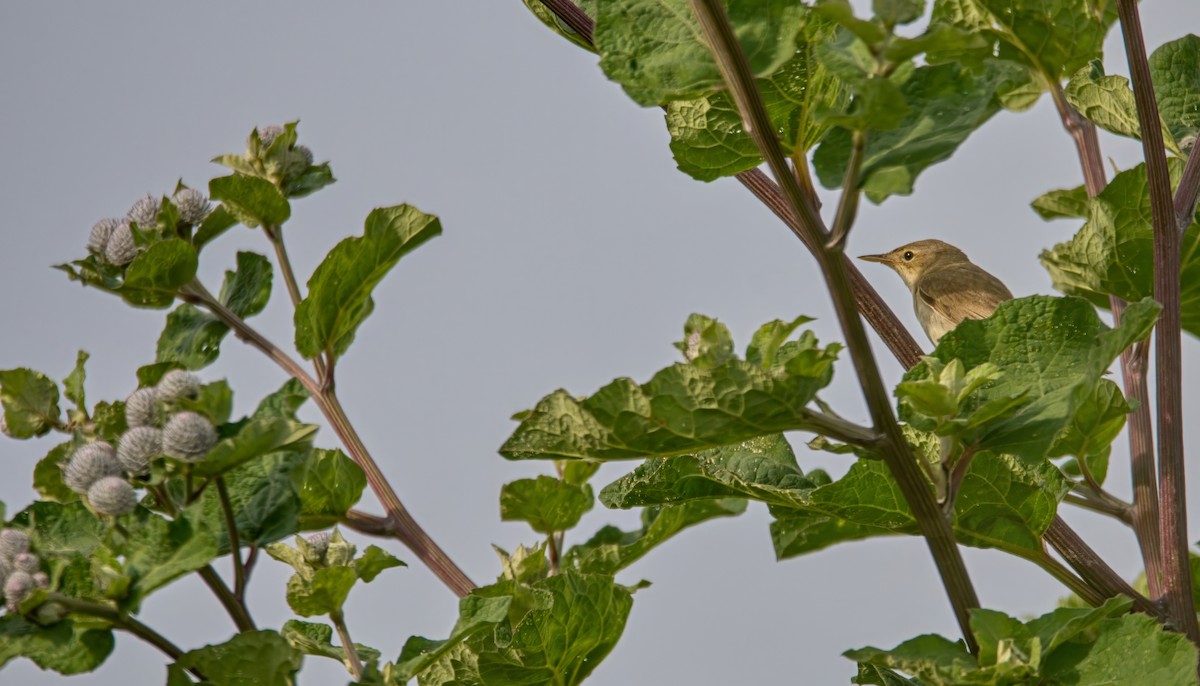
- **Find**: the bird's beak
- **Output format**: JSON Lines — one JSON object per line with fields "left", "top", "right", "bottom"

{"left": 857, "top": 253, "right": 892, "bottom": 264}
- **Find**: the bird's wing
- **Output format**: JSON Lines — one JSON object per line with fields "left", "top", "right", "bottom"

{"left": 916, "top": 266, "right": 1014, "bottom": 323}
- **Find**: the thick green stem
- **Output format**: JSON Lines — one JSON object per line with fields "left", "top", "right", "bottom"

{"left": 687, "top": 0, "right": 979, "bottom": 652}
{"left": 1115, "top": 0, "right": 1200, "bottom": 648}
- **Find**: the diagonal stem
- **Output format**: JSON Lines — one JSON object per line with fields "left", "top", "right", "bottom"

{"left": 1115, "top": 0, "right": 1199, "bottom": 647}
{"left": 687, "top": 0, "right": 979, "bottom": 651}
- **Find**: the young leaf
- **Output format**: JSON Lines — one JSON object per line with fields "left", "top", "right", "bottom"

{"left": 294, "top": 204, "right": 441, "bottom": 360}
{"left": 291, "top": 448, "right": 367, "bottom": 527}
{"left": 0, "top": 616, "right": 114, "bottom": 676}
{"left": 33, "top": 440, "right": 82, "bottom": 503}
{"left": 118, "top": 506, "right": 220, "bottom": 609}
{"left": 253, "top": 378, "right": 310, "bottom": 421}
{"left": 1031, "top": 184, "right": 1089, "bottom": 221}
{"left": 1041, "top": 160, "right": 1200, "bottom": 336}
{"left": 173, "top": 630, "right": 303, "bottom": 686}
{"left": 501, "top": 320, "right": 839, "bottom": 461}
{"left": 1046, "top": 378, "right": 1128, "bottom": 483}
{"left": 1065, "top": 61, "right": 1179, "bottom": 154}
{"left": 120, "top": 239, "right": 198, "bottom": 309}
{"left": 208, "top": 174, "right": 291, "bottom": 228}
{"left": 62, "top": 351, "right": 88, "bottom": 411}
{"left": 193, "top": 418, "right": 316, "bottom": 477}
{"left": 281, "top": 619, "right": 381, "bottom": 669}
{"left": 746, "top": 316, "right": 815, "bottom": 369}
{"left": 286, "top": 566, "right": 357, "bottom": 616}
{"left": 499, "top": 476, "right": 594, "bottom": 534}
{"left": 394, "top": 594, "right": 513, "bottom": 681}
{"left": 673, "top": 313, "right": 735, "bottom": 367}
{"left": 0, "top": 368, "right": 62, "bottom": 438}
{"left": 193, "top": 205, "right": 238, "bottom": 250}
{"left": 1149, "top": 34, "right": 1200, "bottom": 150}
{"left": 354, "top": 545, "right": 405, "bottom": 582}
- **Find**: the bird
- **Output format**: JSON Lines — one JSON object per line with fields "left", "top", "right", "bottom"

{"left": 858, "top": 239, "right": 1013, "bottom": 345}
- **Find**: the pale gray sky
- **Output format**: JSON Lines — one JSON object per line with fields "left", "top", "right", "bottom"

{"left": 2, "top": 2, "right": 1199, "bottom": 685}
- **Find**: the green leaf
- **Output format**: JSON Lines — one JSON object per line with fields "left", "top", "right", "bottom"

{"left": 33, "top": 440, "right": 83, "bottom": 503}
{"left": 672, "top": 313, "right": 735, "bottom": 368}
{"left": 666, "top": 17, "right": 848, "bottom": 181}
{"left": 567, "top": 499, "right": 746, "bottom": 574}
{"left": 901, "top": 296, "right": 1159, "bottom": 462}
{"left": 0, "top": 368, "right": 62, "bottom": 438}
{"left": 208, "top": 174, "right": 291, "bottom": 228}
{"left": 193, "top": 205, "right": 238, "bottom": 250}
{"left": 9, "top": 501, "right": 106, "bottom": 557}
{"left": 501, "top": 319, "right": 840, "bottom": 461}
{"left": 394, "top": 594, "right": 513, "bottom": 681}
{"left": 1031, "top": 184, "right": 1089, "bottom": 220}
{"left": 199, "top": 451, "right": 305, "bottom": 552}
{"left": 281, "top": 619, "right": 381, "bottom": 669}
{"left": 1065, "top": 61, "right": 1179, "bottom": 154}
{"left": 156, "top": 252, "right": 273, "bottom": 370}
{"left": 194, "top": 418, "right": 317, "bottom": 477}
{"left": 284, "top": 162, "right": 336, "bottom": 199}
{"left": 291, "top": 448, "right": 366, "bottom": 527}
{"left": 286, "top": 566, "right": 357, "bottom": 616}
{"left": 253, "top": 379, "right": 310, "bottom": 420}
{"left": 746, "top": 316, "right": 815, "bottom": 369}
{"left": 120, "top": 239, "right": 198, "bottom": 309}
{"left": 0, "top": 616, "right": 113, "bottom": 675}
{"left": 63, "top": 351, "right": 88, "bottom": 410}
{"left": 1149, "top": 34, "right": 1200, "bottom": 150}
{"left": 173, "top": 379, "right": 234, "bottom": 427}
{"left": 814, "top": 60, "right": 1014, "bottom": 202}
{"left": 500, "top": 476, "right": 594, "bottom": 534}
{"left": 119, "top": 506, "right": 220, "bottom": 609}
{"left": 1044, "top": 613, "right": 1199, "bottom": 684}
{"left": 815, "top": 31, "right": 910, "bottom": 131}
{"left": 594, "top": 0, "right": 809, "bottom": 106}
{"left": 294, "top": 204, "right": 441, "bottom": 360}
{"left": 354, "top": 545, "right": 405, "bottom": 582}
{"left": 522, "top": 0, "right": 597, "bottom": 52}
{"left": 1041, "top": 160, "right": 1200, "bottom": 335}
{"left": 174, "top": 630, "right": 303, "bottom": 686}
{"left": 1047, "top": 378, "right": 1127, "bottom": 484}
{"left": 852, "top": 663, "right": 924, "bottom": 685}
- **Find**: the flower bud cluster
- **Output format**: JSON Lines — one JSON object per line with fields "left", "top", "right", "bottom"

{"left": 116, "top": 370, "right": 218, "bottom": 474}
{"left": 0, "top": 528, "right": 48, "bottom": 613}
{"left": 252, "top": 123, "right": 316, "bottom": 185}
{"left": 85, "top": 187, "right": 211, "bottom": 266}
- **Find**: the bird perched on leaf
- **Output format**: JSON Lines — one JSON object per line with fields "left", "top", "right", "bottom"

{"left": 859, "top": 239, "right": 1013, "bottom": 345}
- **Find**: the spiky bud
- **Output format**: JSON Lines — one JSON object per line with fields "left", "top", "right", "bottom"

{"left": 33, "top": 572, "right": 49, "bottom": 589}
{"left": 13, "top": 553, "right": 39, "bottom": 575}
{"left": 163, "top": 412, "right": 217, "bottom": 462}
{"left": 257, "top": 124, "right": 285, "bottom": 148}
{"left": 0, "top": 529, "right": 31, "bottom": 561}
{"left": 117, "top": 426, "right": 162, "bottom": 476}
{"left": 306, "top": 532, "right": 331, "bottom": 559}
{"left": 87, "top": 218, "right": 120, "bottom": 255}
{"left": 157, "top": 370, "right": 200, "bottom": 403}
{"left": 172, "top": 188, "right": 212, "bottom": 224}
{"left": 88, "top": 476, "right": 136, "bottom": 516}
{"left": 104, "top": 220, "right": 137, "bottom": 267}
{"left": 125, "top": 387, "right": 160, "bottom": 427}
{"left": 64, "top": 441, "right": 122, "bottom": 494}
{"left": 5, "top": 571, "right": 33, "bottom": 612}
{"left": 127, "top": 194, "right": 160, "bottom": 228}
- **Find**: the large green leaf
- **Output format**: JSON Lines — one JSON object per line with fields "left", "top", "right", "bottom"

{"left": 0, "top": 368, "right": 61, "bottom": 438}
{"left": 119, "top": 506, "right": 219, "bottom": 609}
{"left": 174, "top": 630, "right": 303, "bottom": 686}
{"left": 0, "top": 616, "right": 113, "bottom": 676}
{"left": 501, "top": 317, "right": 840, "bottom": 461}
{"left": 199, "top": 452, "right": 306, "bottom": 552}
{"left": 393, "top": 594, "right": 513, "bottom": 682}
{"left": 900, "top": 296, "right": 1159, "bottom": 462}
{"left": 120, "top": 239, "right": 198, "bottom": 309}
{"left": 1064, "top": 61, "right": 1181, "bottom": 153}
{"left": 814, "top": 60, "right": 1015, "bottom": 202}
{"left": 294, "top": 205, "right": 441, "bottom": 360}
{"left": 291, "top": 448, "right": 367, "bottom": 528}
{"left": 286, "top": 566, "right": 357, "bottom": 616}
{"left": 1150, "top": 34, "right": 1200, "bottom": 150}
{"left": 9, "top": 501, "right": 106, "bottom": 557}
{"left": 157, "top": 252, "right": 273, "bottom": 370}
{"left": 594, "top": 0, "right": 809, "bottom": 106}
{"left": 208, "top": 174, "right": 291, "bottom": 229}
{"left": 666, "top": 17, "right": 848, "bottom": 181}
{"left": 500, "top": 476, "right": 594, "bottom": 534}
{"left": 1041, "top": 161, "right": 1200, "bottom": 336}
{"left": 193, "top": 418, "right": 317, "bottom": 477}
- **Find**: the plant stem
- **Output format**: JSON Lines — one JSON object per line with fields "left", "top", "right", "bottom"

{"left": 546, "top": 532, "right": 561, "bottom": 575}
{"left": 197, "top": 565, "right": 256, "bottom": 632}
{"left": 330, "top": 609, "right": 364, "bottom": 681}
{"left": 688, "top": 0, "right": 979, "bottom": 652}
{"left": 1175, "top": 146, "right": 1200, "bottom": 232}
{"left": 1063, "top": 492, "right": 1133, "bottom": 524}
{"left": 798, "top": 409, "right": 885, "bottom": 449}
{"left": 266, "top": 225, "right": 329, "bottom": 384}
{"left": 1044, "top": 517, "right": 1159, "bottom": 617}
{"left": 50, "top": 594, "right": 194, "bottom": 673}
{"left": 180, "top": 282, "right": 476, "bottom": 597}
{"left": 1115, "top": 0, "right": 1200, "bottom": 647}
{"left": 828, "top": 130, "right": 865, "bottom": 249}
{"left": 1027, "top": 552, "right": 1108, "bottom": 607}
{"left": 215, "top": 477, "right": 248, "bottom": 604}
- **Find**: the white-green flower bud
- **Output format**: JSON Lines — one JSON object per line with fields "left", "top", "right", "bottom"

{"left": 305, "top": 532, "right": 331, "bottom": 562}
{"left": 125, "top": 387, "right": 160, "bottom": 427}
{"left": 88, "top": 476, "right": 136, "bottom": 516}
{"left": 0, "top": 529, "right": 30, "bottom": 561}
{"left": 257, "top": 124, "right": 285, "bottom": 148}
{"left": 104, "top": 220, "right": 137, "bottom": 267}
{"left": 117, "top": 426, "right": 162, "bottom": 476}
{"left": 157, "top": 370, "right": 200, "bottom": 402}
{"left": 0, "top": 557, "right": 11, "bottom": 581}
{"left": 127, "top": 194, "right": 160, "bottom": 228}
{"left": 64, "top": 441, "right": 122, "bottom": 494}
{"left": 295, "top": 145, "right": 313, "bottom": 167}
{"left": 172, "top": 188, "right": 211, "bottom": 224}
{"left": 87, "top": 218, "right": 120, "bottom": 255}
{"left": 163, "top": 411, "right": 217, "bottom": 462}
{"left": 5, "top": 571, "right": 33, "bottom": 612}
{"left": 13, "top": 552, "right": 39, "bottom": 575}
{"left": 33, "top": 572, "right": 49, "bottom": 589}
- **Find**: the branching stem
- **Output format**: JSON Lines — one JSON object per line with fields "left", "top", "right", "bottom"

{"left": 215, "top": 476, "right": 248, "bottom": 604}
{"left": 50, "top": 594, "right": 197, "bottom": 675}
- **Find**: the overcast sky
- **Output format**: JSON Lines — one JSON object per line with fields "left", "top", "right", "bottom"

{"left": 3, "top": 2, "right": 1200, "bottom": 685}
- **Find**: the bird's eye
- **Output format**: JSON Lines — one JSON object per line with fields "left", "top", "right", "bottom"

{"left": 903, "top": 250, "right": 914, "bottom": 261}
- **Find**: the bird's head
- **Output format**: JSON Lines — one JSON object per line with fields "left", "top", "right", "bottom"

{"left": 858, "top": 239, "right": 970, "bottom": 290}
